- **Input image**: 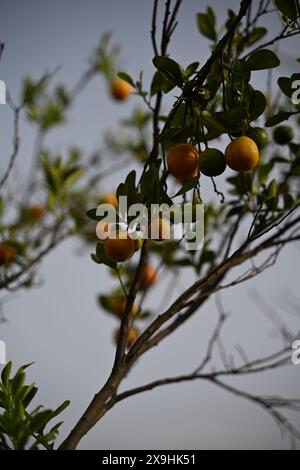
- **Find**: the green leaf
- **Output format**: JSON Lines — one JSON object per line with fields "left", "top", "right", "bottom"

{"left": 278, "top": 77, "right": 293, "bottom": 98}
{"left": 86, "top": 208, "right": 102, "bottom": 221}
{"left": 185, "top": 62, "right": 199, "bottom": 78}
{"left": 1, "top": 362, "right": 12, "bottom": 388}
{"left": 153, "top": 56, "right": 183, "bottom": 88}
{"left": 267, "top": 179, "right": 278, "bottom": 198}
{"left": 200, "top": 250, "right": 216, "bottom": 264}
{"left": 96, "top": 243, "right": 117, "bottom": 269}
{"left": 274, "top": 0, "right": 298, "bottom": 21}
{"left": 118, "top": 72, "right": 135, "bottom": 88}
{"left": 265, "top": 196, "right": 279, "bottom": 211}
{"left": 249, "top": 90, "right": 267, "bottom": 120}
{"left": 125, "top": 170, "right": 137, "bottom": 195}
{"left": 196, "top": 10, "right": 216, "bottom": 41}
{"left": 258, "top": 161, "right": 274, "bottom": 185}
{"left": 91, "top": 253, "right": 102, "bottom": 264}
{"left": 283, "top": 193, "right": 294, "bottom": 209}
{"left": 150, "top": 71, "right": 176, "bottom": 96}
{"left": 266, "top": 111, "right": 296, "bottom": 127}
{"left": 52, "top": 400, "right": 70, "bottom": 419}
{"left": 29, "top": 409, "right": 54, "bottom": 433}
{"left": 172, "top": 177, "right": 199, "bottom": 198}
{"left": 22, "top": 386, "right": 38, "bottom": 409}
{"left": 11, "top": 372, "right": 26, "bottom": 397}
{"left": 215, "top": 108, "right": 243, "bottom": 130}
{"left": 247, "top": 27, "right": 267, "bottom": 45}
{"left": 246, "top": 49, "right": 280, "bottom": 71}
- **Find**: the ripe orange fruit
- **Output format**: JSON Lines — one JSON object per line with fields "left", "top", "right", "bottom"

{"left": 273, "top": 125, "right": 294, "bottom": 145}
{"left": 110, "top": 77, "right": 133, "bottom": 101}
{"left": 113, "top": 326, "right": 139, "bottom": 348}
{"left": 104, "top": 231, "right": 135, "bottom": 262}
{"left": 167, "top": 144, "right": 199, "bottom": 182}
{"left": 148, "top": 218, "right": 171, "bottom": 241}
{"left": 29, "top": 206, "right": 46, "bottom": 220}
{"left": 199, "top": 148, "right": 226, "bottom": 177}
{"left": 101, "top": 193, "right": 118, "bottom": 208}
{"left": 111, "top": 297, "right": 139, "bottom": 318}
{"left": 0, "top": 243, "right": 16, "bottom": 266}
{"left": 140, "top": 264, "right": 158, "bottom": 290}
{"left": 225, "top": 137, "right": 259, "bottom": 172}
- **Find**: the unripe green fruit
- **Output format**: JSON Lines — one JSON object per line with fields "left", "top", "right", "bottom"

{"left": 273, "top": 126, "right": 294, "bottom": 145}
{"left": 246, "top": 127, "right": 269, "bottom": 150}
{"left": 199, "top": 148, "right": 227, "bottom": 177}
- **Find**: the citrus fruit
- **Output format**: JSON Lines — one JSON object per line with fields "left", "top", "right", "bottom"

{"left": 101, "top": 193, "right": 118, "bottom": 207}
{"left": 246, "top": 127, "right": 269, "bottom": 150}
{"left": 140, "top": 264, "right": 158, "bottom": 290}
{"left": 110, "top": 77, "right": 133, "bottom": 101}
{"left": 29, "top": 206, "right": 46, "bottom": 220}
{"left": 273, "top": 126, "right": 294, "bottom": 145}
{"left": 199, "top": 148, "right": 227, "bottom": 177}
{"left": 113, "top": 326, "right": 139, "bottom": 348}
{"left": 0, "top": 243, "right": 16, "bottom": 266}
{"left": 225, "top": 136, "right": 260, "bottom": 172}
{"left": 111, "top": 297, "right": 139, "bottom": 318}
{"left": 167, "top": 144, "right": 199, "bottom": 182}
{"left": 104, "top": 231, "right": 134, "bottom": 262}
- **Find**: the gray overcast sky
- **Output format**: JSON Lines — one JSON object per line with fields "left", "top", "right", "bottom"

{"left": 0, "top": 0, "right": 300, "bottom": 450}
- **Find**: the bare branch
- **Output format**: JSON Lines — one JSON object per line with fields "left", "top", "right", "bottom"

{"left": 0, "top": 95, "right": 22, "bottom": 191}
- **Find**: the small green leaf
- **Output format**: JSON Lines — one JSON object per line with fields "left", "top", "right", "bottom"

{"left": 278, "top": 77, "right": 293, "bottom": 98}
{"left": 284, "top": 193, "right": 294, "bottom": 209}
{"left": 196, "top": 10, "right": 216, "bottom": 41}
{"left": 247, "top": 27, "right": 267, "bottom": 45}
{"left": 91, "top": 253, "right": 102, "bottom": 264}
{"left": 86, "top": 208, "right": 102, "bottom": 221}
{"left": 246, "top": 49, "right": 280, "bottom": 71}
{"left": 249, "top": 90, "right": 267, "bottom": 120}
{"left": 267, "top": 179, "right": 278, "bottom": 198}
{"left": 118, "top": 72, "right": 135, "bottom": 87}
{"left": 96, "top": 243, "right": 117, "bottom": 269}
{"left": 150, "top": 71, "right": 176, "bottom": 95}
{"left": 1, "top": 362, "right": 12, "bottom": 387}
{"left": 266, "top": 111, "right": 295, "bottom": 127}
{"left": 258, "top": 161, "right": 274, "bottom": 185}
{"left": 265, "top": 196, "right": 279, "bottom": 211}
{"left": 274, "top": 0, "right": 298, "bottom": 21}
{"left": 185, "top": 62, "right": 199, "bottom": 78}
{"left": 52, "top": 400, "right": 70, "bottom": 419}
{"left": 172, "top": 177, "right": 199, "bottom": 198}
{"left": 153, "top": 56, "right": 183, "bottom": 88}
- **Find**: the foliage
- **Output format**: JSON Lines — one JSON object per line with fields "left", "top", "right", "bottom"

{"left": 0, "top": 362, "right": 69, "bottom": 449}
{"left": 1, "top": 0, "right": 300, "bottom": 450}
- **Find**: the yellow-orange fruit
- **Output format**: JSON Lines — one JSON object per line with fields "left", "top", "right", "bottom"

{"left": 104, "top": 231, "right": 135, "bottom": 262}
{"left": 112, "top": 298, "right": 139, "bottom": 318}
{"left": 225, "top": 137, "right": 260, "bottom": 172}
{"left": 113, "top": 326, "right": 139, "bottom": 348}
{"left": 110, "top": 78, "right": 133, "bottom": 101}
{"left": 140, "top": 264, "right": 158, "bottom": 290}
{"left": 0, "top": 243, "right": 16, "bottom": 266}
{"left": 148, "top": 218, "right": 171, "bottom": 241}
{"left": 101, "top": 193, "right": 118, "bottom": 208}
{"left": 29, "top": 206, "right": 46, "bottom": 220}
{"left": 167, "top": 144, "right": 199, "bottom": 182}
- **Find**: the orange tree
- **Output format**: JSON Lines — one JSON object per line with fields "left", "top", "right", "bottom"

{"left": 1, "top": 0, "right": 300, "bottom": 450}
